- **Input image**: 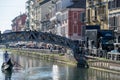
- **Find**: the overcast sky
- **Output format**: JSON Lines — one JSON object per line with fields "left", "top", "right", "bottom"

{"left": 0, "top": 0, "right": 27, "bottom": 33}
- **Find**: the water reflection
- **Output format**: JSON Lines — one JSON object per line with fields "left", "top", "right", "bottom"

{"left": 63, "top": 67, "right": 88, "bottom": 80}
{"left": 14, "top": 53, "right": 120, "bottom": 80}
{"left": 4, "top": 70, "right": 12, "bottom": 80}
{"left": 88, "top": 69, "right": 120, "bottom": 80}
{"left": 0, "top": 50, "right": 120, "bottom": 80}
{"left": 52, "top": 65, "right": 59, "bottom": 80}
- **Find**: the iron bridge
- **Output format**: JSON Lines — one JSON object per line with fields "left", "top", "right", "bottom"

{"left": 0, "top": 31, "right": 88, "bottom": 68}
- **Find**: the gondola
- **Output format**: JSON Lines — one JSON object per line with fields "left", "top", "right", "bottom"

{"left": 1, "top": 58, "right": 13, "bottom": 72}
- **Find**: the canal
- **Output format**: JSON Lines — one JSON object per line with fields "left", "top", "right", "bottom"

{"left": 0, "top": 49, "right": 120, "bottom": 80}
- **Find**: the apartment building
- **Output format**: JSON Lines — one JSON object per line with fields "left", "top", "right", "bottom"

{"left": 61, "top": 1, "right": 86, "bottom": 40}
{"left": 48, "top": 0, "right": 86, "bottom": 40}
{"left": 61, "top": 8, "right": 85, "bottom": 40}
{"left": 108, "top": 0, "right": 120, "bottom": 42}
{"left": 86, "top": 0, "right": 109, "bottom": 30}
{"left": 11, "top": 13, "right": 27, "bottom": 32}
{"left": 26, "top": 0, "right": 38, "bottom": 31}
{"left": 26, "top": 0, "right": 51, "bottom": 31}
{"left": 39, "top": 0, "right": 51, "bottom": 32}
{"left": 48, "top": 0, "right": 74, "bottom": 34}
{"left": 25, "top": 0, "right": 86, "bottom": 41}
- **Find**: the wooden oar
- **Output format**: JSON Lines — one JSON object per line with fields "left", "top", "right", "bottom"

{"left": 11, "top": 59, "right": 24, "bottom": 69}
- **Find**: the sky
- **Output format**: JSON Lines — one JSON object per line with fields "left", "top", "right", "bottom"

{"left": 0, "top": 0, "right": 27, "bottom": 33}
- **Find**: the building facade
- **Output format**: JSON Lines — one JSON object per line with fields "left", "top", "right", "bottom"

{"left": 26, "top": 0, "right": 51, "bottom": 31}
{"left": 48, "top": 0, "right": 74, "bottom": 34}
{"left": 25, "top": 0, "right": 86, "bottom": 40}
{"left": 11, "top": 13, "right": 27, "bottom": 32}
{"left": 108, "top": 0, "right": 120, "bottom": 42}
{"left": 86, "top": 0, "right": 109, "bottom": 30}
{"left": 26, "top": 0, "right": 35, "bottom": 31}
{"left": 39, "top": 0, "right": 51, "bottom": 32}
{"left": 61, "top": 8, "right": 85, "bottom": 40}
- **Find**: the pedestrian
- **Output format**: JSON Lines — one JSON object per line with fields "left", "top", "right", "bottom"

{"left": 3, "top": 51, "right": 10, "bottom": 63}
{"left": 50, "top": 46, "right": 53, "bottom": 52}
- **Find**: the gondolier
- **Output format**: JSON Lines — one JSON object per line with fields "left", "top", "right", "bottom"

{"left": 1, "top": 51, "right": 13, "bottom": 72}
{"left": 3, "top": 51, "right": 10, "bottom": 63}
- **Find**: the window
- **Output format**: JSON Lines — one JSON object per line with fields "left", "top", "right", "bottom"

{"left": 56, "top": 2, "right": 61, "bottom": 11}
{"left": 87, "top": 9, "right": 90, "bottom": 22}
{"left": 62, "top": 13, "right": 68, "bottom": 23}
{"left": 116, "top": 0, "right": 120, "bottom": 8}
{"left": 61, "top": 27, "right": 65, "bottom": 36}
{"left": 109, "top": 0, "right": 116, "bottom": 9}
{"left": 95, "top": 7, "right": 97, "bottom": 20}
{"left": 74, "top": 12, "right": 77, "bottom": 18}
{"left": 80, "top": 12, "right": 85, "bottom": 22}
{"left": 98, "top": 6, "right": 105, "bottom": 14}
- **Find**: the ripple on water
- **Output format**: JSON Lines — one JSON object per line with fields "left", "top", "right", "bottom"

{"left": 24, "top": 67, "right": 53, "bottom": 80}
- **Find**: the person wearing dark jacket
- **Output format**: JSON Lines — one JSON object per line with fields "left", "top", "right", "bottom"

{"left": 3, "top": 51, "right": 9, "bottom": 63}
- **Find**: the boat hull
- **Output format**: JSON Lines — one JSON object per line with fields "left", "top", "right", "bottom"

{"left": 1, "top": 58, "right": 13, "bottom": 72}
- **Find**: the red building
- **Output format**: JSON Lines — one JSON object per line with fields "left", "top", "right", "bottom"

{"left": 61, "top": 8, "right": 85, "bottom": 41}
{"left": 11, "top": 13, "right": 27, "bottom": 32}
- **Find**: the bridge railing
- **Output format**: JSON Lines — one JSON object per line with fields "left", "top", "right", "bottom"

{"left": 78, "top": 47, "right": 106, "bottom": 57}
{"left": 82, "top": 47, "right": 120, "bottom": 61}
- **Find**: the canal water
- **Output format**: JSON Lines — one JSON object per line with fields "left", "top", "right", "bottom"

{"left": 0, "top": 49, "right": 120, "bottom": 80}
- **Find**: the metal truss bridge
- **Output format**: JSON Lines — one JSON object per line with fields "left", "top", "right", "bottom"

{"left": 0, "top": 31, "right": 88, "bottom": 68}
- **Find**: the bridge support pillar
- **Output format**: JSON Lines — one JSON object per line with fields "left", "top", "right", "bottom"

{"left": 76, "top": 56, "right": 89, "bottom": 68}
{"left": 73, "top": 40, "right": 89, "bottom": 68}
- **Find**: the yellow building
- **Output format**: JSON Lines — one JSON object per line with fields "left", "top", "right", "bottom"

{"left": 86, "top": 0, "right": 109, "bottom": 30}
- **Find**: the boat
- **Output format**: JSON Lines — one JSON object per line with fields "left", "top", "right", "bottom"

{"left": 1, "top": 58, "right": 13, "bottom": 72}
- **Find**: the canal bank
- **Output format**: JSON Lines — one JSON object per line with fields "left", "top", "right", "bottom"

{"left": 87, "top": 56, "right": 120, "bottom": 74}
{"left": 6, "top": 48, "right": 77, "bottom": 66}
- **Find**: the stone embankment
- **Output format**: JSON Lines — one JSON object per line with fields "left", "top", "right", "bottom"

{"left": 87, "top": 56, "right": 120, "bottom": 73}
{"left": 8, "top": 48, "right": 77, "bottom": 66}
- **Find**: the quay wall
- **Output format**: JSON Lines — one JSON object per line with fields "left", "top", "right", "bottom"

{"left": 87, "top": 56, "right": 120, "bottom": 73}
{"left": 8, "top": 48, "right": 77, "bottom": 66}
